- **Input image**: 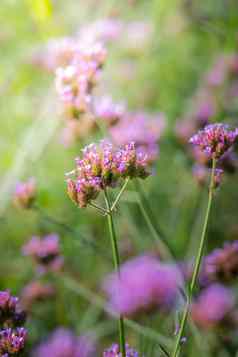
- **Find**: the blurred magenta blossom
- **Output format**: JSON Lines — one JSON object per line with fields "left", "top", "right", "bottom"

{"left": 33, "top": 328, "right": 96, "bottom": 357}
{"left": 22, "top": 234, "right": 63, "bottom": 274}
{"left": 13, "top": 178, "right": 36, "bottom": 209}
{"left": 103, "top": 343, "right": 139, "bottom": 357}
{"left": 103, "top": 255, "right": 182, "bottom": 317}
{"left": 191, "top": 284, "right": 235, "bottom": 329}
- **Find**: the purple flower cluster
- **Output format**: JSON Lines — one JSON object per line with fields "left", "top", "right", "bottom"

{"left": 110, "top": 111, "right": 166, "bottom": 164}
{"left": 55, "top": 42, "right": 106, "bottom": 119}
{"left": 175, "top": 52, "right": 238, "bottom": 189}
{"left": 33, "top": 328, "right": 96, "bottom": 357}
{"left": 31, "top": 37, "right": 78, "bottom": 72}
{"left": 0, "top": 291, "right": 27, "bottom": 356}
{"left": 200, "top": 241, "right": 238, "bottom": 286}
{"left": 94, "top": 96, "right": 126, "bottom": 126}
{"left": 103, "top": 343, "right": 139, "bottom": 357}
{"left": 0, "top": 291, "right": 26, "bottom": 328}
{"left": 22, "top": 234, "right": 63, "bottom": 273}
{"left": 66, "top": 141, "right": 149, "bottom": 208}
{"left": 78, "top": 18, "right": 123, "bottom": 45}
{"left": 0, "top": 327, "right": 27, "bottom": 356}
{"left": 189, "top": 123, "right": 238, "bottom": 159}
{"left": 13, "top": 178, "right": 36, "bottom": 209}
{"left": 192, "top": 164, "right": 224, "bottom": 188}
{"left": 21, "top": 281, "right": 55, "bottom": 310}
{"left": 103, "top": 256, "right": 182, "bottom": 317}
{"left": 191, "top": 284, "right": 235, "bottom": 329}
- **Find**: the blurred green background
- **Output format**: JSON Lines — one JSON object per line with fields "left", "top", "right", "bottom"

{"left": 1, "top": 0, "right": 238, "bottom": 356}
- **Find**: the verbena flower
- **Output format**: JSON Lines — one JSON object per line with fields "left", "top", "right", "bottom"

{"left": 33, "top": 328, "right": 96, "bottom": 357}
{"left": 200, "top": 241, "right": 238, "bottom": 285}
{"left": 0, "top": 327, "right": 27, "bottom": 356}
{"left": 31, "top": 37, "right": 78, "bottom": 72}
{"left": 191, "top": 284, "right": 235, "bottom": 329}
{"left": 94, "top": 96, "right": 125, "bottom": 126}
{"left": 22, "top": 234, "right": 63, "bottom": 273}
{"left": 0, "top": 291, "right": 26, "bottom": 328}
{"left": 103, "top": 343, "right": 139, "bottom": 357}
{"left": 78, "top": 18, "right": 123, "bottom": 45}
{"left": 110, "top": 112, "right": 165, "bottom": 164}
{"left": 189, "top": 123, "right": 238, "bottom": 159}
{"left": 13, "top": 178, "right": 36, "bottom": 209}
{"left": 55, "top": 42, "right": 106, "bottom": 119}
{"left": 103, "top": 256, "right": 182, "bottom": 317}
{"left": 66, "top": 141, "right": 149, "bottom": 208}
{"left": 21, "top": 281, "right": 55, "bottom": 310}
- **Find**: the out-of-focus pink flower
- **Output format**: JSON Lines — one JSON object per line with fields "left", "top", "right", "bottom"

{"left": 33, "top": 328, "right": 96, "bottom": 357}
{"left": 55, "top": 43, "right": 107, "bottom": 119}
{"left": 22, "top": 234, "right": 63, "bottom": 274}
{"left": 31, "top": 37, "right": 78, "bottom": 72}
{"left": 103, "top": 256, "right": 182, "bottom": 317}
{"left": 94, "top": 96, "right": 125, "bottom": 126}
{"left": 13, "top": 178, "right": 36, "bottom": 209}
{"left": 21, "top": 281, "right": 55, "bottom": 310}
{"left": 205, "top": 55, "right": 230, "bottom": 87}
{"left": 192, "top": 164, "right": 208, "bottom": 186}
{"left": 78, "top": 18, "right": 123, "bottom": 45}
{"left": 103, "top": 343, "right": 139, "bottom": 357}
{"left": 60, "top": 115, "right": 96, "bottom": 147}
{"left": 124, "top": 21, "right": 153, "bottom": 53}
{"left": 192, "top": 164, "right": 223, "bottom": 188}
{"left": 175, "top": 118, "right": 197, "bottom": 145}
{"left": 110, "top": 112, "right": 166, "bottom": 164}
{"left": 191, "top": 284, "right": 235, "bottom": 329}
{"left": 200, "top": 241, "right": 238, "bottom": 286}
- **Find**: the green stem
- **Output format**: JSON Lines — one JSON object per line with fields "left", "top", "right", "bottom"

{"left": 88, "top": 202, "right": 109, "bottom": 215}
{"left": 171, "top": 157, "right": 217, "bottom": 357}
{"left": 104, "top": 189, "right": 126, "bottom": 357}
{"left": 134, "top": 180, "right": 174, "bottom": 260}
{"left": 111, "top": 178, "right": 130, "bottom": 212}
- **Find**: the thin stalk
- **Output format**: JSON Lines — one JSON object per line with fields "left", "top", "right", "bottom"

{"left": 104, "top": 189, "right": 126, "bottom": 357}
{"left": 171, "top": 157, "right": 217, "bottom": 357}
{"left": 88, "top": 202, "right": 109, "bottom": 215}
{"left": 111, "top": 178, "right": 130, "bottom": 212}
{"left": 134, "top": 180, "right": 174, "bottom": 260}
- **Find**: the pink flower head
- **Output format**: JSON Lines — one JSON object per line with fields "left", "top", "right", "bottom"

{"left": 55, "top": 42, "right": 106, "bottom": 119}
{"left": 110, "top": 111, "right": 165, "bottom": 164}
{"left": 103, "top": 256, "right": 182, "bottom": 317}
{"left": 94, "top": 96, "right": 125, "bottom": 126}
{"left": 79, "top": 18, "right": 123, "bottom": 45}
{"left": 33, "top": 328, "right": 96, "bottom": 357}
{"left": 103, "top": 343, "right": 139, "bottom": 357}
{"left": 22, "top": 234, "right": 63, "bottom": 273}
{"left": 189, "top": 123, "right": 238, "bottom": 159}
{"left": 205, "top": 55, "right": 230, "bottom": 87}
{"left": 66, "top": 141, "right": 149, "bottom": 208}
{"left": 200, "top": 241, "right": 238, "bottom": 286}
{"left": 31, "top": 37, "right": 78, "bottom": 72}
{"left": 21, "top": 281, "right": 55, "bottom": 310}
{"left": 191, "top": 284, "right": 235, "bottom": 329}
{"left": 13, "top": 178, "right": 36, "bottom": 209}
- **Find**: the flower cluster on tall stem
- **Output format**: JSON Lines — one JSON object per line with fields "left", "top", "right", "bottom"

{"left": 66, "top": 140, "right": 151, "bottom": 357}
{"left": 66, "top": 140, "right": 149, "bottom": 209}
{"left": 171, "top": 122, "right": 238, "bottom": 357}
